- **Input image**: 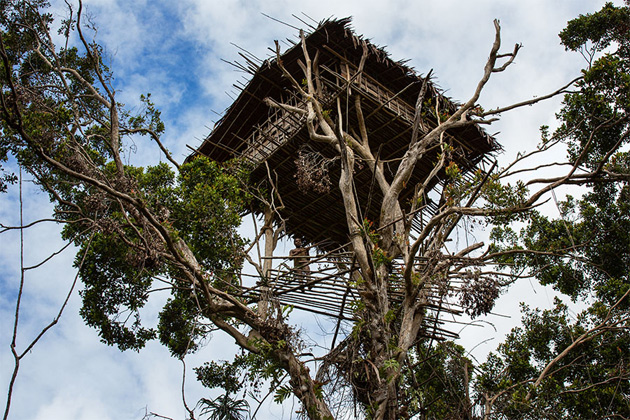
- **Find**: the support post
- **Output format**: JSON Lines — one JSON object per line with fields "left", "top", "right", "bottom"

{"left": 258, "top": 204, "right": 276, "bottom": 319}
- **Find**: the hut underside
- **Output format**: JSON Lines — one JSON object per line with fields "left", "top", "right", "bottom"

{"left": 191, "top": 18, "right": 498, "bottom": 251}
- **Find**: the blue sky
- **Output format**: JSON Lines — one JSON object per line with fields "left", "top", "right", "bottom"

{"left": 0, "top": 1, "right": 619, "bottom": 419}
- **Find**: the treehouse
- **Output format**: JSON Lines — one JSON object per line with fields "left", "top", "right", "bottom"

{"left": 189, "top": 18, "right": 498, "bottom": 331}
{"left": 191, "top": 18, "right": 497, "bottom": 249}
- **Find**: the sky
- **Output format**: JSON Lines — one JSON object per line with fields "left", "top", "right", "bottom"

{"left": 0, "top": 1, "right": 619, "bottom": 419}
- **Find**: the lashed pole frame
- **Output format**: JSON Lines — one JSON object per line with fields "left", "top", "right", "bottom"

{"left": 259, "top": 204, "right": 275, "bottom": 319}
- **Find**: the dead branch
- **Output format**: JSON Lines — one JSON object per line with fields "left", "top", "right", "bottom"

{"left": 3, "top": 171, "right": 94, "bottom": 420}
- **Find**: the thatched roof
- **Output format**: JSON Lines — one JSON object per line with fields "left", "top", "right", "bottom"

{"left": 190, "top": 18, "right": 498, "bottom": 250}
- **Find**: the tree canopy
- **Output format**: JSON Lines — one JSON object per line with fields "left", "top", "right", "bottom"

{"left": 477, "top": 4, "right": 630, "bottom": 417}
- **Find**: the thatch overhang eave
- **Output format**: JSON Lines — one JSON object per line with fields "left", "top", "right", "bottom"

{"left": 190, "top": 18, "right": 497, "bottom": 163}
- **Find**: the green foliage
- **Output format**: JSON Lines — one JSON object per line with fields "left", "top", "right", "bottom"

{"left": 0, "top": 1, "right": 117, "bottom": 176}
{"left": 371, "top": 245, "right": 392, "bottom": 269}
{"left": 273, "top": 384, "right": 293, "bottom": 404}
{"left": 492, "top": 159, "right": 630, "bottom": 304}
{"left": 171, "top": 157, "right": 250, "bottom": 278}
{"left": 444, "top": 161, "right": 461, "bottom": 179}
{"left": 71, "top": 157, "right": 249, "bottom": 353}
{"left": 559, "top": 2, "right": 630, "bottom": 54}
{"left": 196, "top": 360, "right": 244, "bottom": 395}
{"left": 358, "top": 218, "right": 394, "bottom": 268}
{"left": 381, "top": 358, "right": 400, "bottom": 382}
{"left": 557, "top": 3, "right": 630, "bottom": 169}
{"left": 0, "top": 3, "right": 255, "bottom": 354}
{"left": 481, "top": 175, "right": 529, "bottom": 223}
{"left": 438, "top": 110, "right": 451, "bottom": 122}
{"left": 79, "top": 232, "right": 157, "bottom": 351}
{"left": 196, "top": 336, "right": 298, "bottom": 405}
{"left": 480, "top": 6, "right": 630, "bottom": 418}
{"left": 158, "top": 294, "right": 206, "bottom": 357}
{"left": 487, "top": 1, "right": 630, "bottom": 303}
{"left": 518, "top": 210, "right": 588, "bottom": 297}
{"left": 198, "top": 394, "right": 250, "bottom": 420}
{"left": 360, "top": 218, "right": 380, "bottom": 244}
{"left": 127, "top": 93, "right": 166, "bottom": 134}
{"left": 399, "top": 341, "right": 472, "bottom": 419}
{"left": 477, "top": 299, "right": 630, "bottom": 419}
{"left": 0, "top": 147, "right": 16, "bottom": 192}
{"left": 197, "top": 354, "right": 284, "bottom": 416}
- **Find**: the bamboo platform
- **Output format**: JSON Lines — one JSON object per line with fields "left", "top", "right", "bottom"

{"left": 241, "top": 251, "right": 464, "bottom": 341}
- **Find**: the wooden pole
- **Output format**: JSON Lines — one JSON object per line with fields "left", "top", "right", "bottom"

{"left": 259, "top": 205, "right": 276, "bottom": 319}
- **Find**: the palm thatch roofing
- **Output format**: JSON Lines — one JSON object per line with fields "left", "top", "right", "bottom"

{"left": 189, "top": 18, "right": 499, "bottom": 250}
